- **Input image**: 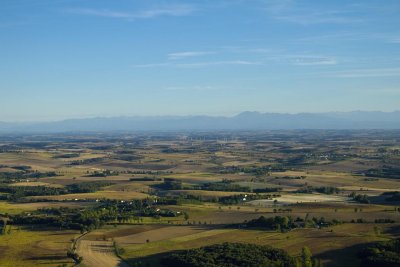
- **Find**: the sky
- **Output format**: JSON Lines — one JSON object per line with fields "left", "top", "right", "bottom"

{"left": 1, "top": 0, "right": 400, "bottom": 122}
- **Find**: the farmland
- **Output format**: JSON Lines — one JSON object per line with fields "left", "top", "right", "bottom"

{"left": 0, "top": 130, "right": 399, "bottom": 266}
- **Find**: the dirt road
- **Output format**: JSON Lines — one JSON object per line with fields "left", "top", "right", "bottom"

{"left": 76, "top": 239, "right": 130, "bottom": 267}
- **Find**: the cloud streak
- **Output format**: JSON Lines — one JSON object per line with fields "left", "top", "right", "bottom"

{"left": 289, "top": 56, "right": 337, "bottom": 66}
{"left": 264, "top": 1, "right": 364, "bottom": 25}
{"left": 168, "top": 51, "right": 215, "bottom": 60}
{"left": 132, "top": 60, "right": 261, "bottom": 68}
{"left": 274, "top": 12, "right": 363, "bottom": 25}
{"left": 325, "top": 68, "right": 400, "bottom": 78}
{"left": 294, "top": 32, "right": 400, "bottom": 45}
{"left": 133, "top": 53, "right": 338, "bottom": 68}
{"left": 390, "top": 37, "right": 400, "bottom": 44}
{"left": 164, "top": 85, "right": 223, "bottom": 92}
{"left": 67, "top": 4, "right": 196, "bottom": 20}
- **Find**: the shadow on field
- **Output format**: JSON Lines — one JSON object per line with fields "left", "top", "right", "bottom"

{"left": 20, "top": 225, "right": 73, "bottom": 233}
{"left": 316, "top": 226, "right": 399, "bottom": 267}
{"left": 125, "top": 251, "right": 176, "bottom": 267}
{"left": 386, "top": 224, "right": 400, "bottom": 237}
{"left": 125, "top": 237, "right": 399, "bottom": 267}
{"left": 316, "top": 242, "right": 374, "bottom": 267}
{"left": 368, "top": 195, "right": 400, "bottom": 205}
{"left": 126, "top": 243, "right": 369, "bottom": 267}
{"left": 26, "top": 255, "right": 68, "bottom": 262}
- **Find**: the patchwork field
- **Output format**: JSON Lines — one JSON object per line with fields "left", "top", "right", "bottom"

{"left": 83, "top": 223, "right": 399, "bottom": 267}
{"left": 0, "top": 131, "right": 399, "bottom": 266}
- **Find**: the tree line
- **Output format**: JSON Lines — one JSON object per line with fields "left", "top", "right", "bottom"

{"left": 0, "top": 181, "right": 114, "bottom": 201}
{"left": 161, "top": 242, "right": 323, "bottom": 267}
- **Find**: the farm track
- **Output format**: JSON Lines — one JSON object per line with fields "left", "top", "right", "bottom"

{"left": 76, "top": 239, "right": 129, "bottom": 267}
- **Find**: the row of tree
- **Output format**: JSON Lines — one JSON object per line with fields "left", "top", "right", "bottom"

{"left": 0, "top": 181, "right": 114, "bottom": 201}
{"left": 153, "top": 178, "right": 281, "bottom": 193}
{"left": 8, "top": 199, "right": 180, "bottom": 232}
{"left": 246, "top": 215, "right": 343, "bottom": 231}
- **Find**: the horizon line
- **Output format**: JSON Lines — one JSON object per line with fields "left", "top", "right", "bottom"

{"left": 1, "top": 110, "right": 399, "bottom": 124}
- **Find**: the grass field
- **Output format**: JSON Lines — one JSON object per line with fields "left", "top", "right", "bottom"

{"left": 0, "top": 227, "right": 78, "bottom": 267}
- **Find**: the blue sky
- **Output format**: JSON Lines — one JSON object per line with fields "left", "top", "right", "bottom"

{"left": 1, "top": 0, "right": 399, "bottom": 121}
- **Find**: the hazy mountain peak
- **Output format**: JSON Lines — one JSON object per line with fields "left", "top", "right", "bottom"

{"left": 0, "top": 111, "right": 399, "bottom": 133}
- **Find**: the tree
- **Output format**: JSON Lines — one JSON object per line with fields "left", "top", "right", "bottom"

{"left": 313, "top": 258, "right": 323, "bottom": 267}
{"left": 373, "top": 226, "right": 381, "bottom": 236}
{"left": 301, "top": 246, "right": 312, "bottom": 267}
{"left": 282, "top": 216, "right": 289, "bottom": 228}
{"left": 0, "top": 220, "right": 6, "bottom": 235}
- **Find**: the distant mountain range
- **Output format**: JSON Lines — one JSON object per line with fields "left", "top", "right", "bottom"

{"left": 0, "top": 111, "right": 399, "bottom": 132}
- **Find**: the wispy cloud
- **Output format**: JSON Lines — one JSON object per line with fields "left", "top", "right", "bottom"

{"left": 67, "top": 4, "right": 196, "bottom": 20}
{"left": 0, "top": 20, "right": 30, "bottom": 28}
{"left": 132, "top": 63, "right": 172, "bottom": 68}
{"left": 69, "top": 8, "right": 131, "bottom": 19}
{"left": 390, "top": 37, "right": 400, "bottom": 44}
{"left": 264, "top": 1, "right": 363, "bottom": 25}
{"left": 164, "top": 85, "right": 223, "bottom": 91}
{"left": 168, "top": 51, "right": 215, "bottom": 60}
{"left": 178, "top": 60, "right": 260, "bottom": 68}
{"left": 288, "top": 56, "right": 337, "bottom": 66}
{"left": 247, "top": 48, "right": 275, "bottom": 53}
{"left": 261, "top": 54, "right": 338, "bottom": 66}
{"left": 218, "top": 46, "right": 281, "bottom": 54}
{"left": 294, "top": 32, "right": 400, "bottom": 45}
{"left": 133, "top": 52, "right": 338, "bottom": 68}
{"left": 274, "top": 12, "right": 363, "bottom": 25}
{"left": 132, "top": 60, "right": 261, "bottom": 68}
{"left": 325, "top": 68, "right": 400, "bottom": 78}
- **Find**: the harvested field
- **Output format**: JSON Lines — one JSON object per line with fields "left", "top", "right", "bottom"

{"left": 32, "top": 190, "right": 150, "bottom": 201}
{"left": 76, "top": 240, "right": 129, "bottom": 267}
{"left": 168, "top": 189, "right": 246, "bottom": 198}
{"left": 115, "top": 225, "right": 208, "bottom": 245}
{"left": 9, "top": 181, "right": 64, "bottom": 187}
{"left": 250, "top": 193, "right": 350, "bottom": 205}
